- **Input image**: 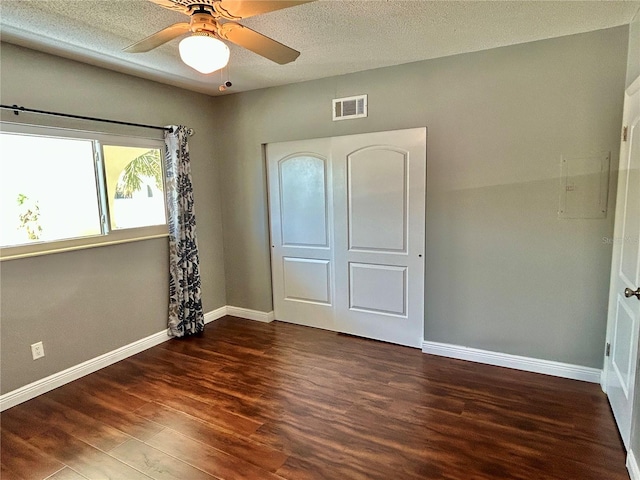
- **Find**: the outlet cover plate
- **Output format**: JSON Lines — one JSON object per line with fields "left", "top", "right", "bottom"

{"left": 31, "top": 341, "right": 45, "bottom": 360}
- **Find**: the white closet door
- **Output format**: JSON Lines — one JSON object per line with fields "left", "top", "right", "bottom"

{"left": 267, "top": 128, "right": 426, "bottom": 347}
{"left": 332, "top": 128, "right": 426, "bottom": 347}
{"left": 267, "top": 138, "right": 335, "bottom": 331}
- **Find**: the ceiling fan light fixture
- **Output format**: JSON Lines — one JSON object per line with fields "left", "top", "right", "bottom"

{"left": 179, "top": 34, "right": 230, "bottom": 74}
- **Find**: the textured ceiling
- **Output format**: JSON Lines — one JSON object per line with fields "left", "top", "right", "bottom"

{"left": 1, "top": 0, "right": 639, "bottom": 96}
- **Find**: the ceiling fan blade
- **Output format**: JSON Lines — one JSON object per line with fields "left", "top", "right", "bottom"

{"left": 123, "top": 23, "right": 190, "bottom": 53}
{"left": 215, "top": 0, "right": 314, "bottom": 20}
{"left": 148, "top": 0, "right": 190, "bottom": 14}
{"left": 217, "top": 22, "right": 300, "bottom": 64}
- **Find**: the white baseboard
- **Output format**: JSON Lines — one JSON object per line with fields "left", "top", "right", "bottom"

{"left": 629, "top": 449, "right": 640, "bottom": 480}
{"left": 422, "top": 341, "right": 602, "bottom": 383}
{"left": 0, "top": 305, "right": 271, "bottom": 412}
{"left": 600, "top": 369, "right": 607, "bottom": 393}
{"left": 204, "top": 306, "right": 227, "bottom": 324}
{"left": 226, "top": 306, "right": 274, "bottom": 323}
{"left": 0, "top": 329, "right": 171, "bottom": 412}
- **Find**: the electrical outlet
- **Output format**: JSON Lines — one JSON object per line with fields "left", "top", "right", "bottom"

{"left": 31, "top": 341, "right": 45, "bottom": 360}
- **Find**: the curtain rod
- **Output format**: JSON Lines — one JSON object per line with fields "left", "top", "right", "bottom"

{"left": 0, "top": 104, "right": 192, "bottom": 135}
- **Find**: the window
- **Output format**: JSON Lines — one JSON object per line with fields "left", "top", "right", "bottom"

{"left": 0, "top": 122, "right": 168, "bottom": 260}
{"left": 102, "top": 145, "right": 166, "bottom": 230}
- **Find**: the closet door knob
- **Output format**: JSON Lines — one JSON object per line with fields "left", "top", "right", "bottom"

{"left": 624, "top": 287, "right": 640, "bottom": 300}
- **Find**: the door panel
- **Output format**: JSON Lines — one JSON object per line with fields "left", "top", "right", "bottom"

{"left": 283, "top": 257, "right": 331, "bottom": 305}
{"left": 348, "top": 147, "right": 408, "bottom": 252}
{"left": 619, "top": 133, "right": 640, "bottom": 285}
{"left": 349, "top": 263, "right": 407, "bottom": 315}
{"left": 605, "top": 75, "right": 640, "bottom": 450}
{"left": 280, "top": 155, "right": 328, "bottom": 247}
{"left": 333, "top": 128, "right": 426, "bottom": 347}
{"left": 267, "top": 138, "right": 334, "bottom": 330}
{"left": 612, "top": 299, "right": 634, "bottom": 395}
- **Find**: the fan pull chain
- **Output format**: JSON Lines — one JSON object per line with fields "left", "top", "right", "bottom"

{"left": 218, "top": 64, "right": 232, "bottom": 92}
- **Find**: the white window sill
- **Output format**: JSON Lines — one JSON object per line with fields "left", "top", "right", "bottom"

{"left": 1, "top": 228, "right": 169, "bottom": 261}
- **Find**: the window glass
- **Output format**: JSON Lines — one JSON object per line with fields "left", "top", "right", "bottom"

{"left": 0, "top": 123, "right": 168, "bottom": 259}
{"left": 102, "top": 145, "right": 166, "bottom": 230}
{"left": 0, "top": 132, "right": 101, "bottom": 247}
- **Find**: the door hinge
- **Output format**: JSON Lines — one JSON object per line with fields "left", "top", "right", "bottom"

{"left": 605, "top": 342, "right": 611, "bottom": 357}
{"left": 623, "top": 126, "right": 628, "bottom": 142}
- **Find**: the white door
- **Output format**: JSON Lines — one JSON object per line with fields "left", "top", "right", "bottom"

{"left": 604, "top": 75, "right": 640, "bottom": 450}
{"left": 267, "top": 138, "right": 334, "bottom": 331}
{"left": 332, "top": 129, "right": 426, "bottom": 347}
{"left": 267, "top": 128, "right": 426, "bottom": 347}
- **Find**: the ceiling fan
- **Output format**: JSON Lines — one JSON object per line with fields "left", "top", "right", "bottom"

{"left": 124, "top": 0, "right": 313, "bottom": 74}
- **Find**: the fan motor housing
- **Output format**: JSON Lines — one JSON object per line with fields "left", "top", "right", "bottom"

{"left": 190, "top": 12, "right": 217, "bottom": 33}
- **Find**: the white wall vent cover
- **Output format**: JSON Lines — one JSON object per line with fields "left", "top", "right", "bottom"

{"left": 333, "top": 94, "right": 367, "bottom": 121}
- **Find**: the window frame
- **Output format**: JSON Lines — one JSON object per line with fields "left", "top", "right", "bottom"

{"left": 0, "top": 122, "right": 169, "bottom": 261}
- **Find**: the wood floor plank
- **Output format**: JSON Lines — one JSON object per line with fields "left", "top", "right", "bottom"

{"left": 90, "top": 358, "right": 154, "bottom": 391}
{"left": 21, "top": 396, "right": 132, "bottom": 452}
{"left": 161, "top": 335, "right": 269, "bottom": 365}
{"left": 66, "top": 373, "right": 151, "bottom": 412}
{"left": 155, "top": 342, "right": 237, "bottom": 370}
{"left": 136, "top": 386, "right": 262, "bottom": 435}
{"left": 0, "top": 317, "right": 630, "bottom": 480}
{"left": 0, "top": 429, "right": 63, "bottom": 479}
{"left": 45, "top": 467, "right": 89, "bottom": 479}
{"left": 1, "top": 462, "right": 28, "bottom": 480}
{"left": 28, "top": 427, "right": 153, "bottom": 480}
{"left": 125, "top": 379, "right": 264, "bottom": 435}
{"left": 335, "top": 401, "right": 577, "bottom": 480}
{"left": 146, "top": 428, "right": 286, "bottom": 480}
{"left": 137, "top": 346, "right": 231, "bottom": 375}
{"left": 2, "top": 401, "right": 52, "bottom": 440}
{"left": 275, "top": 450, "right": 417, "bottom": 480}
{"left": 44, "top": 383, "right": 165, "bottom": 442}
{"left": 361, "top": 396, "right": 625, "bottom": 480}
{"left": 134, "top": 402, "right": 288, "bottom": 472}
{"left": 110, "top": 438, "right": 218, "bottom": 480}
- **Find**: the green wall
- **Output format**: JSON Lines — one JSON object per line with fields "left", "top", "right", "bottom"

{"left": 0, "top": 43, "right": 226, "bottom": 394}
{"left": 214, "top": 26, "right": 628, "bottom": 368}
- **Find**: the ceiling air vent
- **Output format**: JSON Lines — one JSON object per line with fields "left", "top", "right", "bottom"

{"left": 333, "top": 94, "right": 367, "bottom": 121}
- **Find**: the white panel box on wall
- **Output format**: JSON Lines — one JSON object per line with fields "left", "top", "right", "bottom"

{"left": 558, "top": 152, "right": 610, "bottom": 219}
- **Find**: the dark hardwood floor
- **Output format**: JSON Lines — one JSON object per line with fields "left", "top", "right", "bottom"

{"left": 1, "top": 316, "right": 629, "bottom": 480}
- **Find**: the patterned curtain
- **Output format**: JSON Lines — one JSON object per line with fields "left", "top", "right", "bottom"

{"left": 164, "top": 125, "right": 205, "bottom": 337}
